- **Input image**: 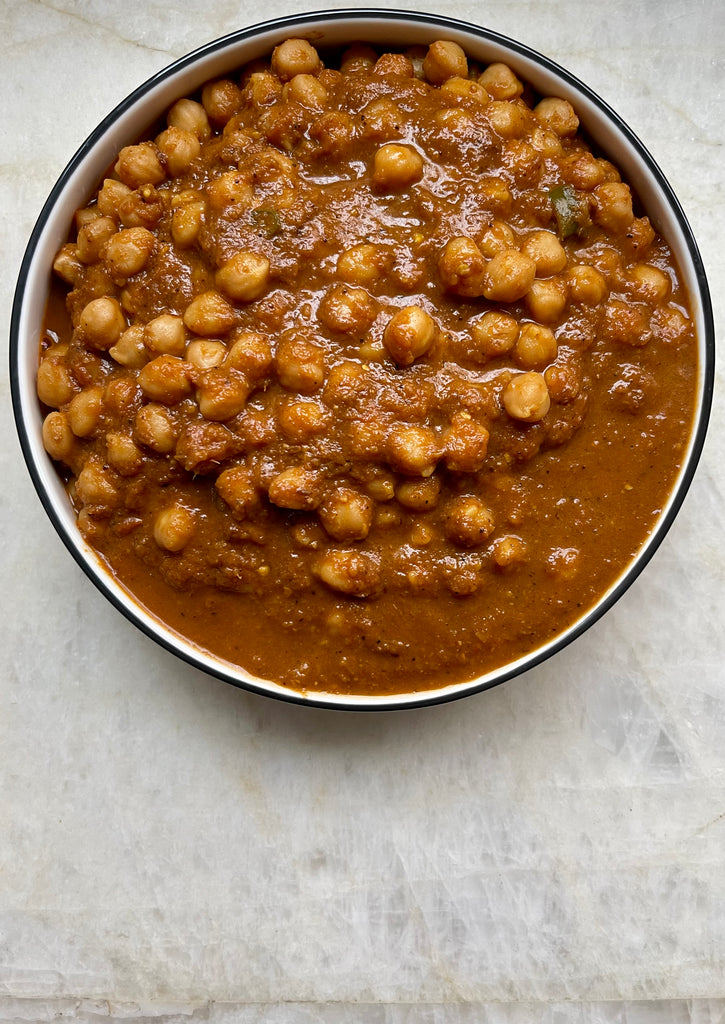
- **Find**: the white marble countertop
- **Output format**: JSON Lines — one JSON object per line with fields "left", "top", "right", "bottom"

{"left": 1, "top": 1, "right": 724, "bottom": 1021}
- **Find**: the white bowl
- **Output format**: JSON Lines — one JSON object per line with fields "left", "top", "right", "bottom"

{"left": 10, "top": 9, "right": 715, "bottom": 710}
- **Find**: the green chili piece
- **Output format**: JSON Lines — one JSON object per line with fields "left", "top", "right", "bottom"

{"left": 251, "top": 207, "right": 282, "bottom": 238}
{"left": 549, "top": 184, "right": 585, "bottom": 239}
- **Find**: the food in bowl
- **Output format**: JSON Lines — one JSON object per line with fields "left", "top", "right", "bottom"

{"left": 36, "top": 31, "right": 700, "bottom": 697}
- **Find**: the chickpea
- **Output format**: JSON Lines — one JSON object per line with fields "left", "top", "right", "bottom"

{"left": 445, "top": 495, "right": 495, "bottom": 547}
{"left": 247, "top": 71, "right": 283, "bottom": 107}
{"left": 479, "top": 63, "right": 523, "bottom": 100}
{"left": 183, "top": 290, "right": 237, "bottom": 337}
{"left": 521, "top": 229, "right": 567, "bottom": 276}
{"left": 487, "top": 100, "right": 527, "bottom": 139}
{"left": 491, "top": 535, "right": 527, "bottom": 569}
{"left": 105, "top": 431, "right": 143, "bottom": 476}
{"left": 313, "top": 549, "right": 381, "bottom": 597}
{"left": 383, "top": 305, "right": 437, "bottom": 366}
{"left": 340, "top": 44, "right": 377, "bottom": 74}
{"left": 373, "top": 52, "right": 414, "bottom": 77}
{"left": 544, "top": 361, "right": 582, "bottom": 403}
{"left": 423, "top": 40, "right": 468, "bottom": 84}
{"left": 114, "top": 143, "right": 165, "bottom": 188}
{"left": 226, "top": 330, "right": 273, "bottom": 380}
{"left": 215, "top": 465, "right": 259, "bottom": 518}
{"left": 525, "top": 278, "right": 569, "bottom": 323}
{"left": 196, "top": 367, "right": 250, "bottom": 421}
{"left": 567, "top": 264, "right": 608, "bottom": 305}
{"left": 503, "top": 371, "right": 551, "bottom": 422}
{"left": 337, "top": 243, "right": 389, "bottom": 285}
{"left": 103, "top": 226, "right": 155, "bottom": 278}
{"left": 514, "top": 323, "right": 558, "bottom": 368}
{"left": 479, "top": 177, "right": 512, "bottom": 217}
{"left": 107, "top": 326, "right": 145, "bottom": 370}
{"left": 76, "top": 216, "right": 117, "bottom": 264}
{"left": 533, "top": 96, "right": 579, "bottom": 137}
{"left": 318, "top": 488, "right": 374, "bottom": 541}
{"left": 271, "top": 38, "right": 322, "bottom": 81}
{"left": 42, "top": 411, "right": 74, "bottom": 462}
{"left": 155, "top": 126, "right": 201, "bottom": 176}
{"left": 137, "top": 355, "right": 191, "bottom": 404}
{"left": 36, "top": 358, "right": 76, "bottom": 408}
{"left": 396, "top": 476, "right": 440, "bottom": 511}
{"left": 134, "top": 403, "right": 178, "bottom": 453}
{"left": 284, "top": 73, "right": 328, "bottom": 108}
{"left": 201, "top": 78, "right": 243, "bottom": 125}
{"left": 205, "top": 170, "right": 254, "bottom": 213}
{"left": 440, "top": 77, "right": 488, "bottom": 104}
{"left": 53, "top": 244, "right": 83, "bottom": 285}
{"left": 601, "top": 299, "right": 649, "bottom": 346}
{"left": 275, "top": 334, "right": 325, "bottom": 392}
{"left": 628, "top": 263, "right": 671, "bottom": 302}
{"left": 68, "top": 386, "right": 104, "bottom": 437}
{"left": 97, "top": 178, "right": 132, "bottom": 219}
{"left": 593, "top": 182, "right": 634, "bottom": 232}
{"left": 478, "top": 220, "right": 516, "bottom": 259}
{"left": 482, "top": 249, "right": 537, "bottom": 303}
{"left": 186, "top": 339, "right": 227, "bottom": 369}
{"left": 144, "top": 313, "right": 187, "bottom": 356}
{"left": 171, "top": 199, "right": 206, "bottom": 248}
{"left": 75, "top": 458, "right": 120, "bottom": 510}
{"left": 214, "top": 251, "right": 270, "bottom": 304}
{"left": 438, "top": 237, "right": 487, "bottom": 298}
{"left": 318, "top": 285, "right": 377, "bottom": 334}
{"left": 442, "top": 414, "right": 490, "bottom": 472}
{"left": 103, "top": 377, "right": 140, "bottom": 419}
{"left": 372, "top": 144, "right": 424, "bottom": 190}
{"left": 154, "top": 504, "right": 195, "bottom": 552}
{"left": 470, "top": 311, "right": 519, "bottom": 358}
{"left": 386, "top": 424, "right": 439, "bottom": 477}
{"left": 167, "top": 97, "right": 211, "bottom": 141}
{"left": 360, "top": 98, "right": 404, "bottom": 141}
{"left": 279, "top": 399, "right": 329, "bottom": 442}
{"left": 268, "top": 466, "right": 323, "bottom": 510}
{"left": 79, "top": 296, "right": 126, "bottom": 351}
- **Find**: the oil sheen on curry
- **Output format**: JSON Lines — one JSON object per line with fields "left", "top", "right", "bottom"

{"left": 38, "top": 37, "right": 698, "bottom": 695}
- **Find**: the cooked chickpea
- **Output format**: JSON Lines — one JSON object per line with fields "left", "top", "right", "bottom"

{"left": 628, "top": 263, "right": 671, "bottom": 302}
{"left": 144, "top": 313, "right": 187, "bottom": 356}
{"left": 108, "top": 326, "right": 146, "bottom": 369}
{"left": 137, "top": 355, "right": 191, "bottom": 404}
{"left": 340, "top": 44, "right": 377, "bottom": 74}
{"left": 215, "top": 465, "right": 259, "bottom": 518}
{"left": 42, "top": 411, "right": 74, "bottom": 461}
{"left": 442, "top": 414, "right": 490, "bottom": 472}
{"left": 491, "top": 535, "right": 527, "bottom": 568}
{"left": 386, "top": 424, "right": 439, "bottom": 477}
{"left": 478, "top": 220, "right": 516, "bottom": 259}
{"left": 268, "top": 466, "right": 323, "bottom": 510}
{"left": 514, "top": 323, "right": 558, "bottom": 368}
{"left": 186, "top": 339, "right": 227, "bottom": 369}
{"left": 544, "top": 361, "right": 582, "bottom": 403}
{"left": 279, "top": 400, "right": 329, "bottom": 442}
{"left": 313, "top": 549, "right": 381, "bottom": 597}
{"left": 445, "top": 496, "right": 495, "bottom": 547}
{"left": 601, "top": 299, "right": 649, "bottom": 346}
{"left": 275, "top": 334, "right": 325, "bottom": 392}
{"left": 372, "top": 144, "right": 424, "bottom": 190}
{"left": 567, "top": 264, "right": 608, "bottom": 305}
{"left": 503, "top": 371, "right": 551, "bottom": 422}
{"left": 183, "top": 291, "right": 237, "bottom": 336}
{"left": 395, "top": 476, "right": 440, "bottom": 511}
{"left": 284, "top": 73, "right": 328, "bottom": 108}
{"left": 482, "top": 249, "right": 537, "bottom": 303}
{"left": 105, "top": 432, "right": 143, "bottom": 476}
{"left": 337, "top": 243, "right": 389, "bottom": 285}
{"left": 134, "top": 403, "right": 178, "bottom": 453}
{"left": 440, "top": 77, "right": 488, "bottom": 104}
{"left": 103, "top": 377, "right": 140, "bottom": 419}
{"left": 76, "top": 216, "right": 117, "bottom": 264}
{"left": 487, "top": 100, "right": 527, "bottom": 139}
{"left": 201, "top": 78, "right": 243, "bottom": 125}
{"left": 373, "top": 53, "right": 414, "bottom": 77}
{"left": 154, "top": 504, "right": 195, "bottom": 552}
{"left": 423, "top": 40, "right": 468, "bottom": 84}
{"left": 479, "top": 63, "right": 522, "bottom": 100}
{"left": 79, "top": 296, "right": 126, "bottom": 351}
{"left": 37, "top": 357, "right": 76, "bottom": 408}
{"left": 167, "top": 97, "right": 211, "bottom": 140}
{"left": 593, "top": 182, "right": 634, "bottom": 232}
{"left": 205, "top": 170, "right": 254, "bottom": 213}
{"left": 53, "top": 244, "right": 83, "bottom": 285}
{"left": 215, "top": 251, "right": 270, "bottom": 303}
{"left": 97, "top": 178, "right": 132, "bottom": 219}
{"left": 103, "top": 226, "right": 155, "bottom": 278}
{"left": 196, "top": 368, "right": 250, "bottom": 421}
{"left": 534, "top": 96, "right": 579, "bottom": 137}
{"left": 68, "top": 386, "right": 104, "bottom": 437}
{"left": 318, "top": 285, "right": 377, "bottom": 334}
{"left": 438, "top": 237, "right": 487, "bottom": 298}
{"left": 75, "top": 458, "right": 119, "bottom": 510}
{"left": 479, "top": 178, "right": 513, "bottom": 217}
{"left": 114, "top": 143, "right": 165, "bottom": 188}
{"left": 318, "top": 488, "right": 374, "bottom": 541}
{"left": 226, "top": 330, "right": 273, "bottom": 379}
{"left": 171, "top": 199, "right": 206, "bottom": 248}
{"left": 522, "top": 229, "right": 567, "bottom": 276}
{"left": 271, "top": 39, "right": 322, "bottom": 81}
{"left": 525, "top": 278, "right": 569, "bottom": 323}
{"left": 383, "top": 306, "right": 437, "bottom": 366}
{"left": 470, "top": 311, "right": 519, "bottom": 359}
{"left": 360, "top": 98, "right": 404, "bottom": 141}
{"left": 155, "top": 126, "right": 201, "bottom": 176}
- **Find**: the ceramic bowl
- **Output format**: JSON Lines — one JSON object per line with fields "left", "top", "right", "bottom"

{"left": 10, "top": 9, "right": 714, "bottom": 709}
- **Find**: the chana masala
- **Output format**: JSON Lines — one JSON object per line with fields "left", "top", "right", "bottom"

{"left": 38, "top": 37, "right": 698, "bottom": 695}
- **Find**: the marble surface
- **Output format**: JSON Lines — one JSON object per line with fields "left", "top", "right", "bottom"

{"left": 2, "top": 0, "right": 724, "bottom": 1020}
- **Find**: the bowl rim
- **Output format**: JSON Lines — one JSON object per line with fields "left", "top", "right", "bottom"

{"left": 10, "top": 7, "right": 715, "bottom": 711}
